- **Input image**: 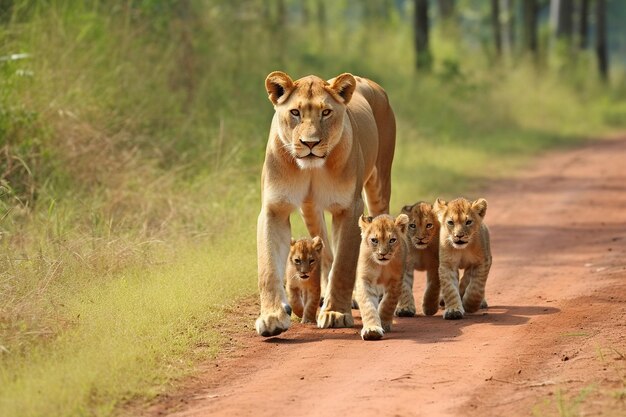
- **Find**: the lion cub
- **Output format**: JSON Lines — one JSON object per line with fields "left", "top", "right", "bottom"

{"left": 355, "top": 214, "right": 409, "bottom": 340}
{"left": 395, "top": 201, "right": 441, "bottom": 317}
{"left": 434, "top": 197, "right": 492, "bottom": 320}
{"left": 285, "top": 237, "right": 324, "bottom": 324}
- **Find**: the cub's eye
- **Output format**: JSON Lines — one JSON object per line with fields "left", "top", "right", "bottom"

{"left": 321, "top": 109, "right": 332, "bottom": 117}
{"left": 389, "top": 238, "right": 397, "bottom": 244}
{"left": 309, "top": 259, "right": 315, "bottom": 265}
{"left": 447, "top": 220, "right": 454, "bottom": 226}
{"left": 426, "top": 223, "right": 433, "bottom": 229}
{"left": 294, "top": 258, "right": 301, "bottom": 265}
{"left": 465, "top": 220, "right": 473, "bottom": 226}
{"left": 290, "top": 109, "right": 300, "bottom": 117}
{"left": 370, "top": 237, "right": 378, "bottom": 245}
{"left": 409, "top": 223, "right": 416, "bottom": 229}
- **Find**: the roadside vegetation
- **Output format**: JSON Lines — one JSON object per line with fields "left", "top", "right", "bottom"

{"left": 1, "top": 1, "right": 625, "bottom": 416}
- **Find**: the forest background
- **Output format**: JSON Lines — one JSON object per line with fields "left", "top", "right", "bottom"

{"left": 1, "top": 1, "right": 625, "bottom": 416}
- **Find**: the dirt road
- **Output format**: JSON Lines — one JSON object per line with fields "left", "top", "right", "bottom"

{"left": 152, "top": 138, "right": 626, "bottom": 417}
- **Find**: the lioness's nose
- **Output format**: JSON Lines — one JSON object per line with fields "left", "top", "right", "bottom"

{"left": 300, "top": 138, "right": 319, "bottom": 149}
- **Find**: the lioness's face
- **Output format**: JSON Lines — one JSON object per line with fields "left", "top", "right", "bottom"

{"left": 434, "top": 198, "right": 487, "bottom": 249}
{"left": 265, "top": 72, "right": 356, "bottom": 170}
{"left": 401, "top": 202, "right": 438, "bottom": 250}
{"left": 289, "top": 237, "right": 323, "bottom": 280}
{"left": 359, "top": 214, "right": 408, "bottom": 265}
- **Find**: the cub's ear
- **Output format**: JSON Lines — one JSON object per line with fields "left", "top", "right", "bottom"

{"left": 290, "top": 237, "right": 296, "bottom": 246}
{"left": 472, "top": 198, "right": 488, "bottom": 219}
{"left": 312, "top": 236, "right": 324, "bottom": 252}
{"left": 395, "top": 213, "right": 409, "bottom": 235}
{"left": 401, "top": 204, "right": 414, "bottom": 214}
{"left": 265, "top": 71, "right": 295, "bottom": 105}
{"left": 433, "top": 198, "right": 447, "bottom": 221}
{"left": 358, "top": 214, "right": 373, "bottom": 230}
{"left": 329, "top": 73, "right": 356, "bottom": 104}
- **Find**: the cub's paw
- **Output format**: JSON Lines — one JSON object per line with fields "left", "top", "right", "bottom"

{"left": 317, "top": 310, "right": 354, "bottom": 328}
{"left": 255, "top": 306, "right": 291, "bottom": 337}
{"left": 361, "top": 326, "right": 384, "bottom": 341}
{"left": 480, "top": 298, "right": 488, "bottom": 309}
{"left": 422, "top": 302, "right": 439, "bottom": 316}
{"left": 395, "top": 306, "right": 416, "bottom": 317}
{"left": 381, "top": 321, "right": 393, "bottom": 332}
{"left": 443, "top": 307, "right": 464, "bottom": 320}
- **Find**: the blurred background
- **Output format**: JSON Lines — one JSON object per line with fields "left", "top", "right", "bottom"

{"left": 1, "top": 1, "right": 625, "bottom": 416}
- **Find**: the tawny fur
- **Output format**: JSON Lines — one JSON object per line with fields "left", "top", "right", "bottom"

{"left": 434, "top": 197, "right": 492, "bottom": 320}
{"left": 285, "top": 237, "right": 323, "bottom": 324}
{"left": 395, "top": 201, "right": 441, "bottom": 317}
{"left": 355, "top": 214, "right": 408, "bottom": 340}
{"left": 256, "top": 71, "right": 396, "bottom": 337}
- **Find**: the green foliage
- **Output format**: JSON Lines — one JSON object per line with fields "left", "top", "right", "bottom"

{"left": 0, "top": 1, "right": 624, "bottom": 416}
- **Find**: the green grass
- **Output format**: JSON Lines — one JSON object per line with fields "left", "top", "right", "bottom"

{"left": 1, "top": 1, "right": 625, "bottom": 416}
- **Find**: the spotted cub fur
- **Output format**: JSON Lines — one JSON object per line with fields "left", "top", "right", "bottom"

{"left": 395, "top": 201, "right": 441, "bottom": 317}
{"left": 434, "top": 197, "right": 492, "bottom": 320}
{"left": 355, "top": 214, "right": 409, "bottom": 340}
{"left": 285, "top": 237, "right": 324, "bottom": 324}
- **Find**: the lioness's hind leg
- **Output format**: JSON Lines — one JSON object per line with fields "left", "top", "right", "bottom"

{"left": 300, "top": 204, "right": 333, "bottom": 298}
{"left": 363, "top": 167, "right": 389, "bottom": 216}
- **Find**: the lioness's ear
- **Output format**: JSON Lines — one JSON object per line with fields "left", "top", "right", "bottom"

{"left": 472, "top": 198, "right": 488, "bottom": 219}
{"left": 290, "top": 237, "right": 296, "bottom": 246}
{"left": 329, "top": 73, "right": 356, "bottom": 104}
{"left": 395, "top": 213, "right": 409, "bottom": 235}
{"left": 312, "top": 236, "right": 324, "bottom": 252}
{"left": 265, "top": 71, "right": 294, "bottom": 105}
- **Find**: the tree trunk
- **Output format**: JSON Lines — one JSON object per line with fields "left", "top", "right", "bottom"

{"left": 555, "top": 0, "right": 574, "bottom": 41}
{"left": 578, "top": 0, "right": 589, "bottom": 49}
{"left": 595, "top": 0, "right": 609, "bottom": 81}
{"left": 522, "top": 0, "right": 538, "bottom": 55}
{"left": 491, "top": 0, "right": 502, "bottom": 58}
{"left": 414, "top": 0, "right": 432, "bottom": 70}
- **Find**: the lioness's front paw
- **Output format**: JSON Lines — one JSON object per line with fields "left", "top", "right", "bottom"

{"left": 255, "top": 308, "right": 291, "bottom": 337}
{"left": 395, "top": 306, "right": 416, "bottom": 317}
{"left": 361, "top": 326, "right": 384, "bottom": 341}
{"left": 317, "top": 310, "right": 354, "bottom": 328}
{"left": 443, "top": 307, "right": 464, "bottom": 320}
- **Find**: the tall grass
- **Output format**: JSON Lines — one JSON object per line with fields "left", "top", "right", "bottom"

{"left": 1, "top": 1, "right": 625, "bottom": 416}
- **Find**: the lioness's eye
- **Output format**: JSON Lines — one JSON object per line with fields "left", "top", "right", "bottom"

{"left": 290, "top": 109, "right": 300, "bottom": 117}
{"left": 426, "top": 223, "right": 433, "bottom": 229}
{"left": 447, "top": 220, "right": 454, "bottom": 226}
{"left": 370, "top": 237, "right": 378, "bottom": 245}
{"left": 294, "top": 258, "right": 301, "bottom": 264}
{"left": 409, "top": 223, "right": 416, "bottom": 229}
{"left": 466, "top": 220, "right": 473, "bottom": 226}
{"left": 321, "top": 109, "right": 332, "bottom": 117}
{"left": 389, "top": 238, "right": 397, "bottom": 244}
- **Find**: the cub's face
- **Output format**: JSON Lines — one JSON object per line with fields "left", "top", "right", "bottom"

{"left": 288, "top": 236, "right": 324, "bottom": 279}
{"left": 434, "top": 198, "right": 487, "bottom": 249}
{"left": 401, "top": 202, "right": 438, "bottom": 250}
{"left": 359, "top": 214, "right": 409, "bottom": 265}
{"left": 265, "top": 72, "right": 356, "bottom": 170}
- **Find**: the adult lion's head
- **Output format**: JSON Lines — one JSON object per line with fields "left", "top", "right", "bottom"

{"left": 265, "top": 71, "right": 356, "bottom": 169}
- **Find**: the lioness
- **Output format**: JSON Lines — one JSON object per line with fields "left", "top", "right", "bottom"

{"left": 256, "top": 71, "right": 396, "bottom": 337}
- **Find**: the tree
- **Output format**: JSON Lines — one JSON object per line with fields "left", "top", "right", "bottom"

{"left": 414, "top": 0, "right": 432, "bottom": 70}
{"left": 595, "top": 0, "right": 609, "bottom": 81}
{"left": 491, "top": 0, "right": 502, "bottom": 58}
{"left": 578, "top": 0, "right": 589, "bottom": 49}
{"left": 522, "top": 0, "right": 539, "bottom": 56}
{"left": 555, "top": 0, "right": 574, "bottom": 42}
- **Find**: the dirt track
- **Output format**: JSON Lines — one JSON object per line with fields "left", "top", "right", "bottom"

{"left": 151, "top": 138, "right": 626, "bottom": 417}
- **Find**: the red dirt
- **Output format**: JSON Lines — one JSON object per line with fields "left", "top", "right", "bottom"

{"left": 149, "top": 138, "right": 626, "bottom": 417}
